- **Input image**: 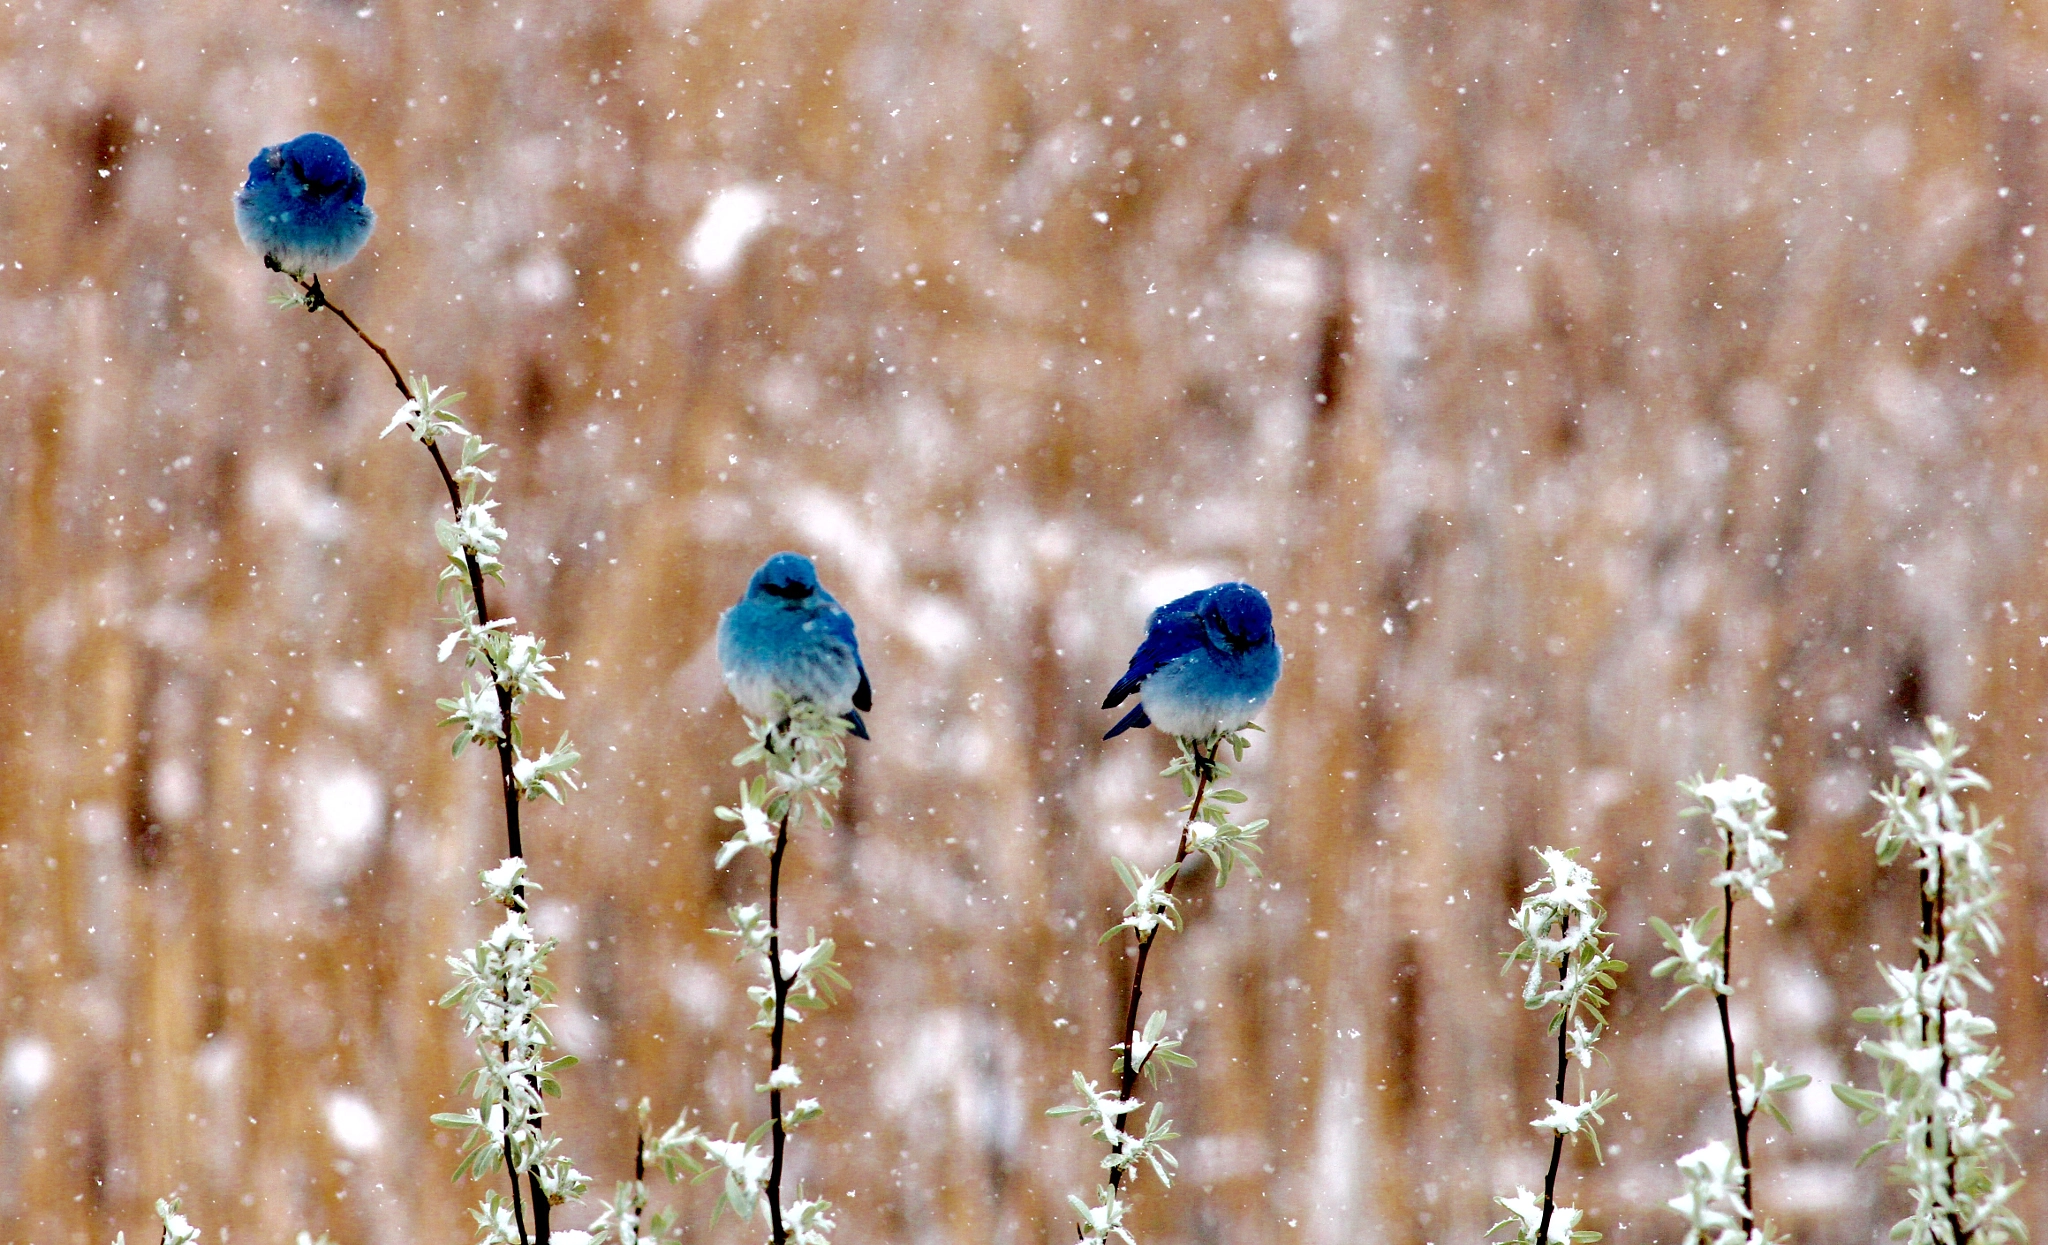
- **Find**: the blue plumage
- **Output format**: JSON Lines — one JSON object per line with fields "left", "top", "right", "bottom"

{"left": 1102, "top": 581, "right": 1281, "bottom": 742}
{"left": 233, "top": 133, "right": 376, "bottom": 276}
{"left": 717, "top": 552, "right": 872, "bottom": 739}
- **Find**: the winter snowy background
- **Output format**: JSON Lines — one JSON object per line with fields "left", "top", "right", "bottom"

{"left": 2, "top": 1, "right": 2046, "bottom": 1242}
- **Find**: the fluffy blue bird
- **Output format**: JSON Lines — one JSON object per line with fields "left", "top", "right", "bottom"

{"left": 233, "top": 132, "right": 376, "bottom": 277}
{"left": 717, "top": 552, "right": 872, "bottom": 739}
{"left": 1102, "top": 581, "right": 1282, "bottom": 744}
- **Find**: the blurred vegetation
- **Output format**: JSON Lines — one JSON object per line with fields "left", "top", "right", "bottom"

{"left": 2, "top": 1, "right": 2045, "bottom": 1242}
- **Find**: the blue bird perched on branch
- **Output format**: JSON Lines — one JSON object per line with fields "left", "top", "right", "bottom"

{"left": 1102, "top": 581, "right": 1282, "bottom": 749}
{"left": 233, "top": 132, "right": 376, "bottom": 300}
{"left": 717, "top": 552, "right": 873, "bottom": 739}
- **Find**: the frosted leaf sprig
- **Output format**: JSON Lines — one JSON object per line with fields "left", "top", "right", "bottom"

{"left": 1161, "top": 731, "right": 1266, "bottom": 888}
{"left": 433, "top": 860, "right": 590, "bottom": 1236}
{"left": 1652, "top": 771, "right": 1807, "bottom": 1244}
{"left": 272, "top": 268, "right": 585, "bottom": 1244}
{"left": 1047, "top": 1068, "right": 1181, "bottom": 1193}
{"left": 1055, "top": 728, "right": 1263, "bottom": 1244}
{"left": 1666, "top": 1140, "right": 1766, "bottom": 1245}
{"left": 127, "top": 1197, "right": 202, "bottom": 1245}
{"left": 1492, "top": 1188, "right": 1585, "bottom": 1245}
{"left": 1651, "top": 769, "right": 1790, "bottom": 1006}
{"left": 1834, "top": 718, "right": 2023, "bottom": 1245}
{"left": 650, "top": 700, "right": 852, "bottom": 1245}
{"left": 1066, "top": 1184, "right": 1134, "bottom": 1245}
{"left": 576, "top": 1103, "right": 687, "bottom": 1245}
{"left": 117, "top": 1193, "right": 336, "bottom": 1245}
{"left": 1649, "top": 909, "right": 1725, "bottom": 1005}
{"left": 720, "top": 699, "right": 854, "bottom": 829}
{"left": 1688, "top": 771, "right": 1787, "bottom": 910}
{"left": 1493, "top": 848, "right": 1624, "bottom": 1245}
{"left": 1504, "top": 849, "right": 1624, "bottom": 1051}
{"left": 385, "top": 378, "right": 581, "bottom": 804}
{"left": 713, "top": 704, "right": 851, "bottom": 1039}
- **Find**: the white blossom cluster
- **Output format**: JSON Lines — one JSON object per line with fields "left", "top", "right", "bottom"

{"left": 559, "top": 1103, "right": 687, "bottom": 1245}
{"left": 647, "top": 701, "right": 851, "bottom": 1245}
{"left": 1687, "top": 772, "right": 1787, "bottom": 910}
{"left": 1053, "top": 730, "right": 1261, "bottom": 1245}
{"left": 1653, "top": 773, "right": 1784, "bottom": 1008}
{"left": 433, "top": 859, "right": 590, "bottom": 1242}
{"left": 1666, "top": 1140, "right": 1756, "bottom": 1245}
{"left": 1662, "top": 1065, "right": 1805, "bottom": 1245}
{"left": 1493, "top": 848, "right": 1624, "bottom": 1245}
{"left": 383, "top": 378, "right": 581, "bottom": 804}
{"left": 1835, "top": 719, "right": 2023, "bottom": 1245}
{"left": 1492, "top": 1187, "right": 1585, "bottom": 1245}
{"left": 139, "top": 1197, "right": 200, "bottom": 1245}
{"left": 110, "top": 1197, "right": 334, "bottom": 1245}
{"left": 1652, "top": 772, "right": 1807, "bottom": 1245}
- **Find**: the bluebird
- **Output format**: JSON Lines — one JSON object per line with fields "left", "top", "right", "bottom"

{"left": 233, "top": 132, "right": 376, "bottom": 280}
{"left": 717, "top": 552, "right": 872, "bottom": 740}
{"left": 1102, "top": 582, "right": 1282, "bottom": 747}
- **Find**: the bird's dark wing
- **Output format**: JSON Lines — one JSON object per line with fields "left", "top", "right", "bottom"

{"left": 1102, "top": 594, "right": 1207, "bottom": 708}
{"left": 813, "top": 598, "right": 865, "bottom": 660}
{"left": 845, "top": 709, "right": 871, "bottom": 740}
{"left": 1103, "top": 703, "right": 1152, "bottom": 740}
{"left": 815, "top": 599, "right": 872, "bottom": 722}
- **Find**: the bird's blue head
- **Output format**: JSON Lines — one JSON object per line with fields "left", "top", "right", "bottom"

{"left": 746, "top": 552, "right": 823, "bottom": 603}
{"left": 254, "top": 132, "right": 367, "bottom": 201}
{"left": 1200, "top": 582, "right": 1274, "bottom": 654}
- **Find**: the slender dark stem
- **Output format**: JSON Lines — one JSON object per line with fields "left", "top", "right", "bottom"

{"left": 1716, "top": 860, "right": 1755, "bottom": 1231}
{"left": 529, "top": 1172, "right": 551, "bottom": 1244}
{"left": 1918, "top": 887, "right": 1935, "bottom": 1033}
{"left": 1106, "top": 741, "right": 1216, "bottom": 1196}
{"left": 503, "top": 1147, "right": 531, "bottom": 1245}
{"left": 291, "top": 275, "right": 529, "bottom": 877}
{"left": 1931, "top": 848, "right": 1964, "bottom": 1245}
{"left": 289, "top": 272, "right": 541, "bottom": 1242}
{"left": 766, "top": 809, "right": 793, "bottom": 1245}
{"left": 1535, "top": 919, "right": 1571, "bottom": 1245}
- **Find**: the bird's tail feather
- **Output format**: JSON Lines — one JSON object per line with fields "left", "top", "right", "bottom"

{"left": 845, "top": 709, "right": 871, "bottom": 740}
{"left": 1101, "top": 675, "right": 1142, "bottom": 709}
{"left": 1103, "top": 703, "right": 1151, "bottom": 740}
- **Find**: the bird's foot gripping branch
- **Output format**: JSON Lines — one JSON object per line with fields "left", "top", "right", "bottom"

{"left": 647, "top": 700, "right": 851, "bottom": 1245}
{"left": 1052, "top": 729, "right": 1268, "bottom": 1245}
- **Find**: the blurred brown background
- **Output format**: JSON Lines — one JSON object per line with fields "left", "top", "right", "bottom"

{"left": 3, "top": 0, "right": 2047, "bottom": 1241}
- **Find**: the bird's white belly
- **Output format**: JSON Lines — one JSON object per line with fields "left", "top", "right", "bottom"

{"left": 1141, "top": 662, "right": 1270, "bottom": 738}
{"left": 722, "top": 648, "right": 857, "bottom": 719}
{"left": 724, "top": 667, "right": 786, "bottom": 720}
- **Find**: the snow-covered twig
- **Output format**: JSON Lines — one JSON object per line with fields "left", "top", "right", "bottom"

{"left": 285, "top": 277, "right": 581, "bottom": 884}
{"left": 1493, "top": 848, "right": 1624, "bottom": 1245}
{"left": 434, "top": 859, "right": 589, "bottom": 1243}
{"left": 111, "top": 1196, "right": 334, "bottom": 1245}
{"left": 648, "top": 700, "right": 851, "bottom": 1245}
{"left": 272, "top": 276, "right": 584, "bottom": 1244}
{"left": 1833, "top": 719, "right": 2023, "bottom": 1245}
{"left": 1651, "top": 772, "right": 1807, "bottom": 1243}
{"left": 575, "top": 1102, "right": 686, "bottom": 1245}
{"left": 1051, "top": 729, "right": 1264, "bottom": 1243}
